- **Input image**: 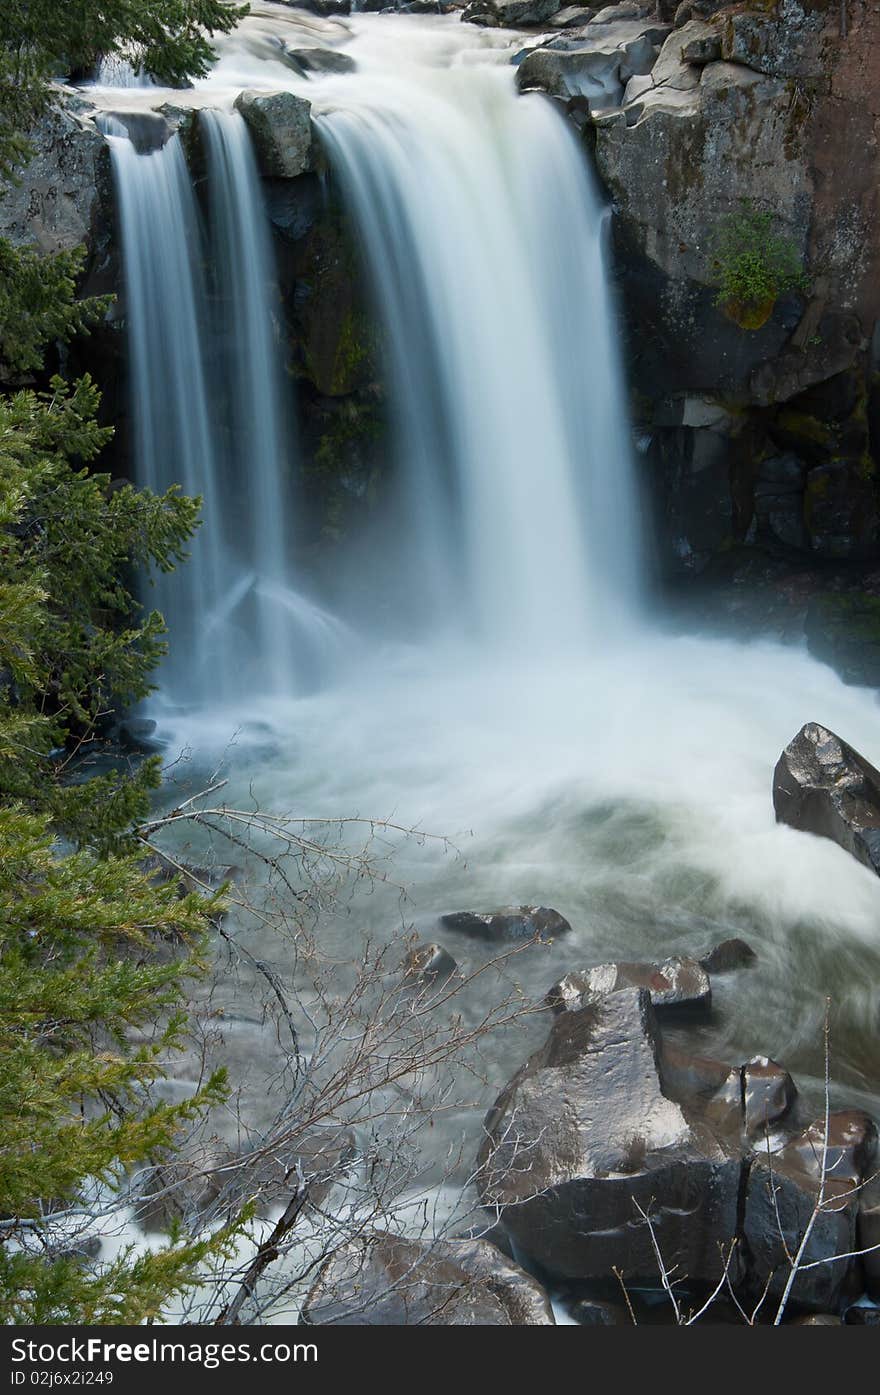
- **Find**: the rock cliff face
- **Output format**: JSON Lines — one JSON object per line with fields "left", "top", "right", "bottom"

{"left": 572, "top": 1, "right": 880, "bottom": 576}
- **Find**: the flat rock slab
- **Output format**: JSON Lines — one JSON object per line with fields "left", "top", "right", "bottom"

{"left": 773, "top": 722, "right": 880, "bottom": 876}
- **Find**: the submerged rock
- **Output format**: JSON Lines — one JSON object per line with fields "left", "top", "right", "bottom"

{"left": 742, "top": 1056, "right": 797, "bottom": 1137}
{"left": 286, "top": 48, "right": 356, "bottom": 76}
{"left": 547, "top": 955, "right": 711, "bottom": 1014}
{"left": 699, "top": 937, "right": 756, "bottom": 974}
{"left": 401, "top": 941, "right": 457, "bottom": 985}
{"left": 301, "top": 1233, "right": 554, "bottom": 1324}
{"left": 440, "top": 905, "right": 571, "bottom": 942}
{"left": 773, "top": 723, "right": 880, "bottom": 877}
{"left": 233, "top": 89, "right": 314, "bottom": 178}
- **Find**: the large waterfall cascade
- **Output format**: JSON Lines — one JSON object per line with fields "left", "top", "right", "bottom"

{"left": 91, "top": 10, "right": 880, "bottom": 1140}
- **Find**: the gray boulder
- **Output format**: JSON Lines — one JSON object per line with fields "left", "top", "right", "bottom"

{"left": 440, "top": 905, "right": 570, "bottom": 942}
{"left": 773, "top": 724, "right": 880, "bottom": 877}
{"left": 285, "top": 48, "right": 356, "bottom": 76}
{"left": 547, "top": 954, "right": 711, "bottom": 1014}
{"left": 301, "top": 1233, "right": 554, "bottom": 1324}
{"left": 233, "top": 90, "right": 314, "bottom": 178}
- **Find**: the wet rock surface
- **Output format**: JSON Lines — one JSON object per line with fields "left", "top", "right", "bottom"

{"left": 440, "top": 905, "right": 571, "bottom": 942}
{"left": 773, "top": 723, "right": 880, "bottom": 877}
{"left": 301, "top": 1233, "right": 554, "bottom": 1324}
{"left": 402, "top": 941, "right": 458, "bottom": 985}
{"left": 547, "top": 954, "right": 711, "bottom": 1014}
{"left": 699, "top": 938, "right": 756, "bottom": 974}
{"left": 478, "top": 975, "right": 878, "bottom": 1315}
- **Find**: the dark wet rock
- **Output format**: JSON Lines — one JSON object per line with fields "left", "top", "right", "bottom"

{"left": 742, "top": 1056, "right": 796, "bottom": 1138}
{"left": 463, "top": 0, "right": 562, "bottom": 24}
{"left": 568, "top": 1296, "right": 628, "bottom": 1324}
{"left": 440, "top": 905, "right": 571, "bottom": 943}
{"left": 844, "top": 1306, "right": 880, "bottom": 1325}
{"left": 547, "top": 955, "right": 711, "bottom": 1014}
{"left": 699, "top": 938, "right": 756, "bottom": 974}
{"left": 804, "top": 591, "right": 880, "bottom": 690}
{"left": 402, "top": 941, "right": 457, "bottom": 985}
{"left": 660, "top": 1043, "right": 734, "bottom": 1102}
{"left": 286, "top": 48, "right": 356, "bottom": 76}
{"left": 234, "top": 89, "right": 314, "bottom": 178}
{"left": 804, "top": 460, "right": 880, "bottom": 562}
{"left": 478, "top": 987, "right": 741, "bottom": 1289}
{"left": 301, "top": 1233, "right": 554, "bottom": 1324}
{"left": 743, "top": 1111, "right": 877, "bottom": 1313}
{"left": 791, "top": 1313, "right": 842, "bottom": 1325}
{"left": 114, "top": 716, "right": 160, "bottom": 752}
{"left": 857, "top": 1173, "right": 880, "bottom": 1301}
{"left": 773, "top": 724, "right": 880, "bottom": 878}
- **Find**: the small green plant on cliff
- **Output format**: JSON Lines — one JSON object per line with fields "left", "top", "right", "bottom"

{"left": 710, "top": 203, "right": 809, "bottom": 330}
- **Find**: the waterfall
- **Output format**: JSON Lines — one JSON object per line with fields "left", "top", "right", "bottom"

{"left": 316, "top": 60, "right": 642, "bottom": 653}
{"left": 201, "top": 108, "right": 296, "bottom": 695}
{"left": 106, "top": 129, "right": 225, "bottom": 704}
{"left": 106, "top": 110, "right": 342, "bottom": 708}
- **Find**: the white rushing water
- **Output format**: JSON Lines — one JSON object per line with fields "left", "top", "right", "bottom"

{"left": 94, "top": 10, "right": 880, "bottom": 1123}
{"left": 105, "top": 94, "right": 336, "bottom": 707}
{"left": 318, "top": 60, "right": 640, "bottom": 646}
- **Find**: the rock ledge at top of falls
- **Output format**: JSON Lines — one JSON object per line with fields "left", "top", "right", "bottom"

{"left": 300, "top": 1232, "right": 554, "bottom": 1325}
{"left": 233, "top": 89, "right": 315, "bottom": 179}
{"left": 477, "top": 981, "right": 879, "bottom": 1312}
{"left": 773, "top": 723, "right": 880, "bottom": 878}
{"left": 515, "top": 19, "right": 671, "bottom": 105}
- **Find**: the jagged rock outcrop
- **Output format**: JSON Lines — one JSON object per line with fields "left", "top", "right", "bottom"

{"left": 773, "top": 722, "right": 880, "bottom": 876}
{"left": 300, "top": 1233, "right": 555, "bottom": 1324}
{"left": 0, "top": 91, "right": 112, "bottom": 260}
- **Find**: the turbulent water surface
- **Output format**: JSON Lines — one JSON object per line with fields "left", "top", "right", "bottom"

{"left": 92, "top": 8, "right": 880, "bottom": 1209}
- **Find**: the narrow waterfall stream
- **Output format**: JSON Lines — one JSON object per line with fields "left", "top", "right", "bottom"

{"left": 89, "top": 11, "right": 880, "bottom": 1287}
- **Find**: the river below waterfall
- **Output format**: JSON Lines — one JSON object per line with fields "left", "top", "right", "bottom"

{"left": 84, "top": 7, "right": 880, "bottom": 1294}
